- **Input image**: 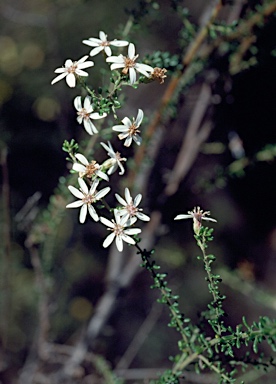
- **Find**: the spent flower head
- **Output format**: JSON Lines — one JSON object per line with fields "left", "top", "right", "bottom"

{"left": 115, "top": 188, "right": 150, "bottom": 222}
{"left": 106, "top": 43, "right": 154, "bottom": 85}
{"left": 150, "top": 67, "right": 167, "bottom": 84}
{"left": 66, "top": 178, "right": 110, "bottom": 223}
{"left": 174, "top": 206, "right": 217, "bottom": 234}
{"left": 51, "top": 56, "right": 94, "bottom": 88}
{"left": 112, "top": 109, "right": 143, "bottom": 147}
{"left": 100, "top": 210, "right": 141, "bottom": 252}
{"left": 100, "top": 141, "right": 127, "bottom": 175}
{"left": 72, "top": 153, "right": 109, "bottom": 181}
{"left": 74, "top": 96, "right": 107, "bottom": 135}
{"left": 83, "top": 31, "right": 129, "bottom": 57}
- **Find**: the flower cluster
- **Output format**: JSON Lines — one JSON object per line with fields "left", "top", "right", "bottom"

{"left": 50, "top": 31, "right": 168, "bottom": 252}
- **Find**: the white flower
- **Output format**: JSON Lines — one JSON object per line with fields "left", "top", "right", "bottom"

{"left": 174, "top": 206, "right": 217, "bottom": 234}
{"left": 100, "top": 210, "right": 141, "bottom": 252}
{"left": 74, "top": 96, "right": 107, "bottom": 135}
{"left": 66, "top": 178, "right": 110, "bottom": 223}
{"left": 83, "top": 31, "right": 129, "bottom": 57}
{"left": 106, "top": 43, "right": 154, "bottom": 85}
{"left": 72, "top": 153, "right": 109, "bottom": 181}
{"left": 51, "top": 56, "right": 94, "bottom": 88}
{"left": 112, "top": 109, "right": 143, "bottom": 147}
{"left": 100, "top": 141, "right": 127, "bottom": 175}
{"left": 115, "top": 188, "right": 150, "bottom": 222}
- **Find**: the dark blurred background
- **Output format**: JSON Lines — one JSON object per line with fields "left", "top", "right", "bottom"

{"left": 0, "top": 0, "right": 276, "bottom": 383}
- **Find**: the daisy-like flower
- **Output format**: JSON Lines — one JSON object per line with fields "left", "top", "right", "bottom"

{"left": 51, "top": 56, "right": 94, "bottom": 88}
{"left": 74, "top": 96, "right": 107, "bottom": 135}
{"left": 100, "top": 141, "right": 127, "bottom": 175}
{"left": 174, "top": 206, "right": 217, "bottom": 234}
{"left": 115, "top": 188, "right": 150, "bottom": 222}
{"left": 100, "top": 210, "right": 141, "bottom": 252}
{"left": 106, "top": 43, "right": 154, "bottom": 85}
{"left": 72, "top": 153, "right": 109, "bottom": 181}
{"left": 66, "top": 178, "right": 110, "bottom": 223}
{"left": 82, "top": 31, "right": 129, "bottom": 57}
{"left": 112, "top": 109, "right": 143, "bottom": 147}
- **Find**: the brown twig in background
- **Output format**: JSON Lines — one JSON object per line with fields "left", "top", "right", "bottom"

{"left": 129, "top": 0, "right": 223, "bottom": 185}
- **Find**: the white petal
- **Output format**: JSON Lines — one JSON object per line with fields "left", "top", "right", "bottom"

{"left": 118, "top": 162, "right": 125, "bottom": 175}
{"left": 100, "top": 141, "right": 112, "bottom": 153}
{"left": 121, "top": 117, "right": 132, "bottom": 127}
{"left": 51, "top": 72, "right": 67, "bottom": 85}
{"left": 134, "top": 194, "right": 142, "bottom": 206}
{"left": 66, "top": 73, "right": 76, "bottom": 88}
{"left": 135, "top": 63, "right": 154, "bottom": 73}
{"left": 89, "top": 179, "right": 99, "bottom": 194}
{"left": 106, "top": 55, "right": 124, "bottom": 63}
{"left": 79, "top": 204, "right": 87, "bottom": 223}
{"left": 82, "top": 39, "right": 100, "bottom": 47}
{"left": 124, "top": 136, "right": 132, "bottom": 147}
{"left": 75, "top": 69, "right": 89, "bottom": 77}
{"left": 66, "top": 200, "right": 84, "bottom": 208}
{"left": 74, "top": 96, "right": 82, "bottom": 111}
{"left": 116, "top": 236, "right": 123, "bottom": 252}
{"left": 96, "top": 169, "right": 109, "bottom": 181}
{"left": 174, "top": 214, "right": 193, "bottom": 220}
{"left": 78, "top": 178, "right": 88, "bottom": 194}
{"left": 202, "top": 217, "right": 217, "bottom": 223}
{"left": 121, "top": 234, "right": 136, "bottom": 245}
{"left": 136, "top": 212, "right": 150, "bottom": 221}
{"left": 103, "top": 232, "right": 116, "bottom": 248}
{"left": 68, "top": 185, "right": 84, "bottom": 199}
{"left": 112, "top": 125, "right": 128, "bottom": 132}
{"left": 124, "top": 188, "right": 132, "bottom": 204}
{"left": 88, "top": 205, "right": 99, "bottom": 221}
{"left": 77, "top": 55, "right": 89, "bottom": 64}
{"left": 126, "top": 217, "right": 138, "bottom": 226}
{"left": 77, "top": 116, "right": 83, "bottom": 124}
{"left": 124, "top": 228, "right": 142, "bottom": 235}
{"left": 95, "top": 187, "right": 111, "bottom": 200}
{"left": 65, "top": 59, "right": 73, "bottom": 67}
{"left": 135, "top": 109, "right": 144, "bottom": 126}
{"left": 100, "top": 216, "right": 114, "bottom": 228}
{"left": 110, "top": 40, "right": 129, "bottom": 47}
{"left": 110, "top": 63, "right": 125, "bottom": 71}
{"left": 75, "top": 153, "right": 89, "bottom": 165}
{"left": 128, "top": 68, "right": 136, "bottom": 84}
{"left": 72, "top": 163, "right": 86, "bottom": 173}
{"left": 90, "top": 112, "right": 107, "bottom": 120}
{"left": 83, "top": 96, "right": 92, "bottom": 111}
{"left": 128, "top": 43, "right": 135, "bottom": 58}
{"left": 115, "top": 193, "right": 127, "bottom": 207}
{"left": 104, "top": 46, "right": 112, "bottom": 56}
{"left": 99, "top": 31, "right": 107, "bottom": 41}
{"left": 54, "top": 67, "right": 66, "bottom": 73}
{"left": 83, "top": 119, "right": 94, "bottom": 135}
{"left": 89, "top": 46, "right": 104, "bottom": 56}
{"left": 133, "top": 135, "right": 142, "bottom": 146}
